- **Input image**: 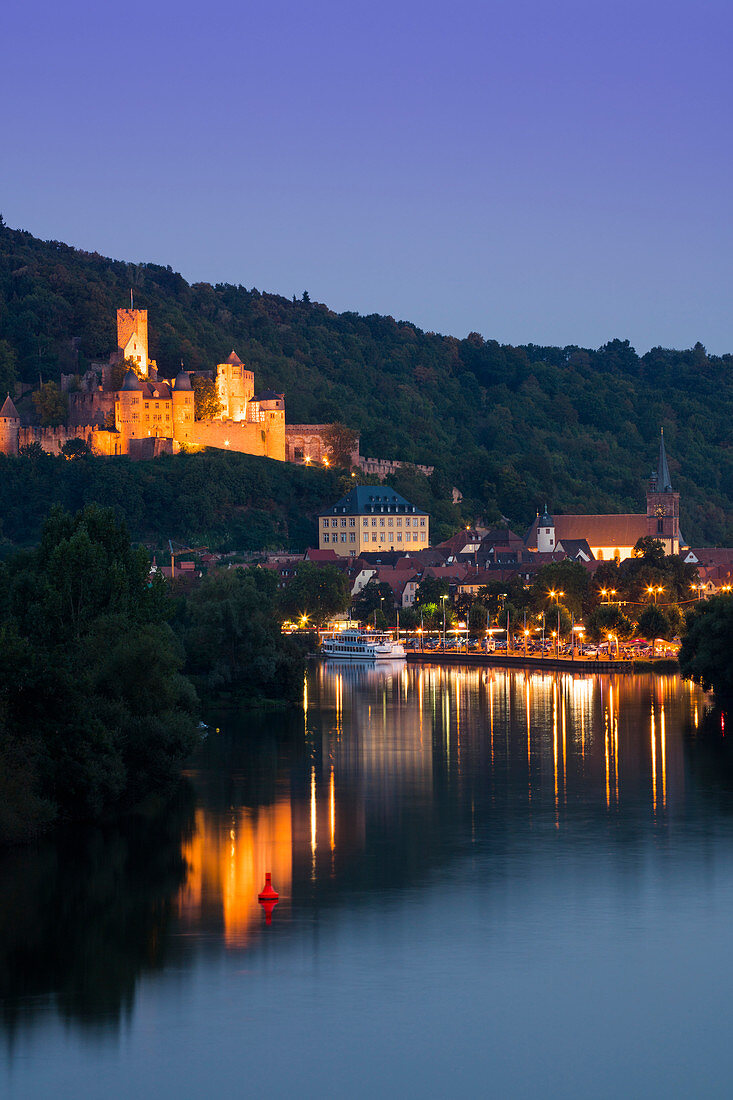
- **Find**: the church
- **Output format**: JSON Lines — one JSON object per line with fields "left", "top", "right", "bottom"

{"left": 525, "top": 431, "right": 681, "bottom": 562}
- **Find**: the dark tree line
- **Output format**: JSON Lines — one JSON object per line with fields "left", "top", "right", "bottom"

{"left": 0, "top": 220, "right": 731, "bottom": 543}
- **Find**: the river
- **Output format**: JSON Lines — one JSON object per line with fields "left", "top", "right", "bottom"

{"left": 1, "top": 665, "right": 731, "bottom": 1099}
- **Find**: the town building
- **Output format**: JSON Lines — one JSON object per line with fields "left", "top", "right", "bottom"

{"left": 524, "top": 431, "right": 681, "bottom": 561}
{"left": 318, "top": 486, "right": 429, "bottom": 558}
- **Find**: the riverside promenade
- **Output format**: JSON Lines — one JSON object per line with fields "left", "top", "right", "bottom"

{"left": 405, "top": 650, "right": 678, "bottom": 674}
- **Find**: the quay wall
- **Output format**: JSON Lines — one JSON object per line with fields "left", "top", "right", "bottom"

{"left": 405, "top": 651, "right": 679, "bottom": 674}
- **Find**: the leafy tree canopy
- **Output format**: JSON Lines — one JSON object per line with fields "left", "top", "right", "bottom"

{"left": 679, "top": 595, "right": 733, "bottom": 697}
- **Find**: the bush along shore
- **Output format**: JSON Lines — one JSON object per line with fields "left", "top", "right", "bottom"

{"left": 0, "top": 505, "right": 315, "bottom": 846}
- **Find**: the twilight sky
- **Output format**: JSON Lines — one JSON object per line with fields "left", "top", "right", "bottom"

{"left": 3, "top": 0, "right": 731, "bottom": 353}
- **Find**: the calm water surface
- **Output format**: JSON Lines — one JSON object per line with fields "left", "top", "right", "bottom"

{"left": 2, "top": 665, "right": 732, "bottom": 1099}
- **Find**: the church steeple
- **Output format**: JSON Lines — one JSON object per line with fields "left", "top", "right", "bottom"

{"left": 657, "top": 428, "right": 673, "bottom": 492}
{"left": 646, "top": 429, "right": 679, "bottom": 554}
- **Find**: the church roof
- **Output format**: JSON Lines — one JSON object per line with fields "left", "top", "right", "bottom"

{"left": 174, "top": 371, "right": 192, "bottom": 391}
{"left": 121, "top": 368, "right": 143, "bottom": 391}
{"left": 226, "top": 350, "right": 243, "bottom": 365}
{"left": 525, "top": 514, "right": 648, "bottom": 549}
{"left": 657, "top": 429, "right": 673, "bottom": 492}
{"left": 538, "top": 504, "right": 553, "bottom": 526}
{"left": 0, "top": 394, "right": 19, "bottom": 418}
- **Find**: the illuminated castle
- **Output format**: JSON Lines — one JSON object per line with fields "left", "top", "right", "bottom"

{"left": 0, "top": 307, "right": 286, "bottom": 460}
{"left": 0, "top": 305, "right": 357, "bottom": 465}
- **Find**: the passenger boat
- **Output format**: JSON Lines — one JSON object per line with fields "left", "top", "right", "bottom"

{"left": 320, "top": 628, "right": 406, "bottom": 661}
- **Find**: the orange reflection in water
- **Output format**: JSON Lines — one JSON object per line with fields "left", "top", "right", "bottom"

{"left": 178, "top": 801, "right": 292, "bottom": 946}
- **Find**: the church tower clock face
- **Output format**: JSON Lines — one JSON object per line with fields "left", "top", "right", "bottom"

{"left": 655, "top": 504, "right": 666, "bottom": 517}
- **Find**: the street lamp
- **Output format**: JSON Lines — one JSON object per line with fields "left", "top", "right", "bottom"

{"left": 646, "top": 585, "right": 664, "bottom": 604}
{"left": 440, "top": 594, "right": 448, "bottom": 650}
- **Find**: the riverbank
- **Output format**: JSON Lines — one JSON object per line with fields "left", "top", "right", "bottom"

{"left": 405, "top": 651, "right": 679, "bottom": 673}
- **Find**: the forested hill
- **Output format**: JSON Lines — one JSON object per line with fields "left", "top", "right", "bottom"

{"left": 0, "top": 218, "right": 731, "bottom": 545}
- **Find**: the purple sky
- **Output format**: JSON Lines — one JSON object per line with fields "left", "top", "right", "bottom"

{"left": 3, "top": 0, "right": 731, "bottom": 352}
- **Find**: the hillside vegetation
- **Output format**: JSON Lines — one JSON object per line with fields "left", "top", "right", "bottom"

{"left": 1, "top": 218, "right": 731, "bottom": 544}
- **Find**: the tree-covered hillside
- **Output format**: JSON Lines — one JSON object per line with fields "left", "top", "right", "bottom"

{"left": 0, "top": 218, "right": 730, "bottom": 544}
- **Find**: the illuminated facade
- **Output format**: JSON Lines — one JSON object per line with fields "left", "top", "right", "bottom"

{"left": 526, "top": 431, "right": 681, "bottom": 560}
{"left": 318, "top": 486, "right": 430, "bottom": 557}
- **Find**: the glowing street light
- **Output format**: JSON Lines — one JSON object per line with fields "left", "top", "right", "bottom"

{"left": 435, "top": 594, "right": 449, "bottom": 651}
{"left": 646, "top": 585, "right": 664, "bottom": 604}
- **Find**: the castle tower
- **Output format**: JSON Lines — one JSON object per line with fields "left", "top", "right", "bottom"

{"left": 646, "top": 429, "right": 680, "bottom": 555}
{"left": 216, "top": 350, "right": 254, "bottom": 421}
{"left": 536, "top": 505, "right": 555, "bottom": 553}
{"left": 117, "top": 308, "right": 149, "bottom": 377}
{"left": 172, "top": 369, "right": 195, "bottom": 444}
{"left": 115, "top": 368, "right": 144, "bottom": 448}
{"left": 0, "top": 394, "right": 20, "bottom": 455}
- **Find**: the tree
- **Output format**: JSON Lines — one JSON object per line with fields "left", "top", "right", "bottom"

{"left": 353, "top": 579, "right": 394, "bottom": 623}
{"left": 0, "top": 339, "right": 17, "bottom": 396}
{"left": 321, "top": 422, "right": 359, "bottom": 468}
{"left": 60, "top": 438, "right": 91, "bottom": 460}
{"left": 584, "top": 604, "right": 635, "bottom": 643}
{"left": 182, "top": 567, "right": 304, "bottom": 699}
{"left": 32, "top": 381, "right": 68, "bottom": 427}
{"left": 529, "top": 560, "right": 589, "bottom": 617}
{"left": 0, "top": 505, "right": 199, "bottom": 839}
{"left": 632, "top": 537, "right": 666, "bottom": 569}
{"left": 679, "top": 595, "right": 733, "bottom": 697}
{"left": 192, "top": 376, "right": 222, "bottom": 420}
{"left": 636, "top": 604, "right": 678, "bottom": 642}
{"left": 415, "top": 575, "right": 449, "bottom": 607}
{"left": 282, "top": 563, "right": 350, "bottom": 626}
{"left": 110, "top": 355, "right": 142, "bottom": 391}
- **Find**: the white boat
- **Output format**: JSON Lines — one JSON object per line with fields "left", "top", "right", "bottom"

{"left": 320, "top": 628, "right": 406, "bottom": 661}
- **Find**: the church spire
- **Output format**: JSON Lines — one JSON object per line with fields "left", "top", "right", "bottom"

{"left": 657, "top": 428, "right": 672, "bottom": 492}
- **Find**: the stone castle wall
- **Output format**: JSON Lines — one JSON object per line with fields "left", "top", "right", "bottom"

{"left": 17, "top": 424, "right": 121, "bottom": 456}
{"left": 68, "top": 391, "right": 115, "bottom": 427}
{"left": 186, "top": 413, "right": 285, "bottom": 461}
{"left": 285, "top": 424, "right": 360, "bottom": 466}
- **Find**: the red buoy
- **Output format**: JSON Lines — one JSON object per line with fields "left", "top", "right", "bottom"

{"left": 258, "top": 872, "right": 279, "bottom": 924}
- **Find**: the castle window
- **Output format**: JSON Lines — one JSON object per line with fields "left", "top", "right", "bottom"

{"left": 380, "top": 518, "right": 385, "bottom": 527}
{"left": 349, "top": 533, "right": 356, "bottom": 543}
{"left": 397, "top": 533, "right": 402, "bottom": 542}
{"left": 397, "top": 518, "right": 402, "bottom": 527}
{"left": 372, "top": 533, "right": 378, "bottom": 541}
{"left": 420, "top": 533, "right": 426, "bottom": 542}
{"left": 379, "top": 532, "right": 385, "bottom": 542}
{"left": 340, "top": 533, "right": 347, "bottom": 543}
{"left": 388, "top": 518, "right": 393, "bottom": 526}
{"left": 349, "top": 518, "right": 355, "bottom": 527}
{"left": 420, "top": 518, "right": 426, "bottom": 527}
{"left": 405, "top": 518, "right": 411, "bottom": 527}
{"left": 363, "top": 518, "right": 368, "bottom": 527}
{"left": 323, "top": 533, "right": 330, "bottom": 543}
{"left": 372, "top": 518, "right": 377, "bottom": 527}
{"left": 657, "top": 519, "right": 664, "bottom": 534}
{"left": 341, "top": 518, "right": 347, "bottom": 527}
{"left": 389, "top": 532, "right": 394, "bottom": 542}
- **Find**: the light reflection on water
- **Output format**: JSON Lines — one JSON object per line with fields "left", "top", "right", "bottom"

{"left": 2, "top": 665, "right": 732, "bottom": 1100}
